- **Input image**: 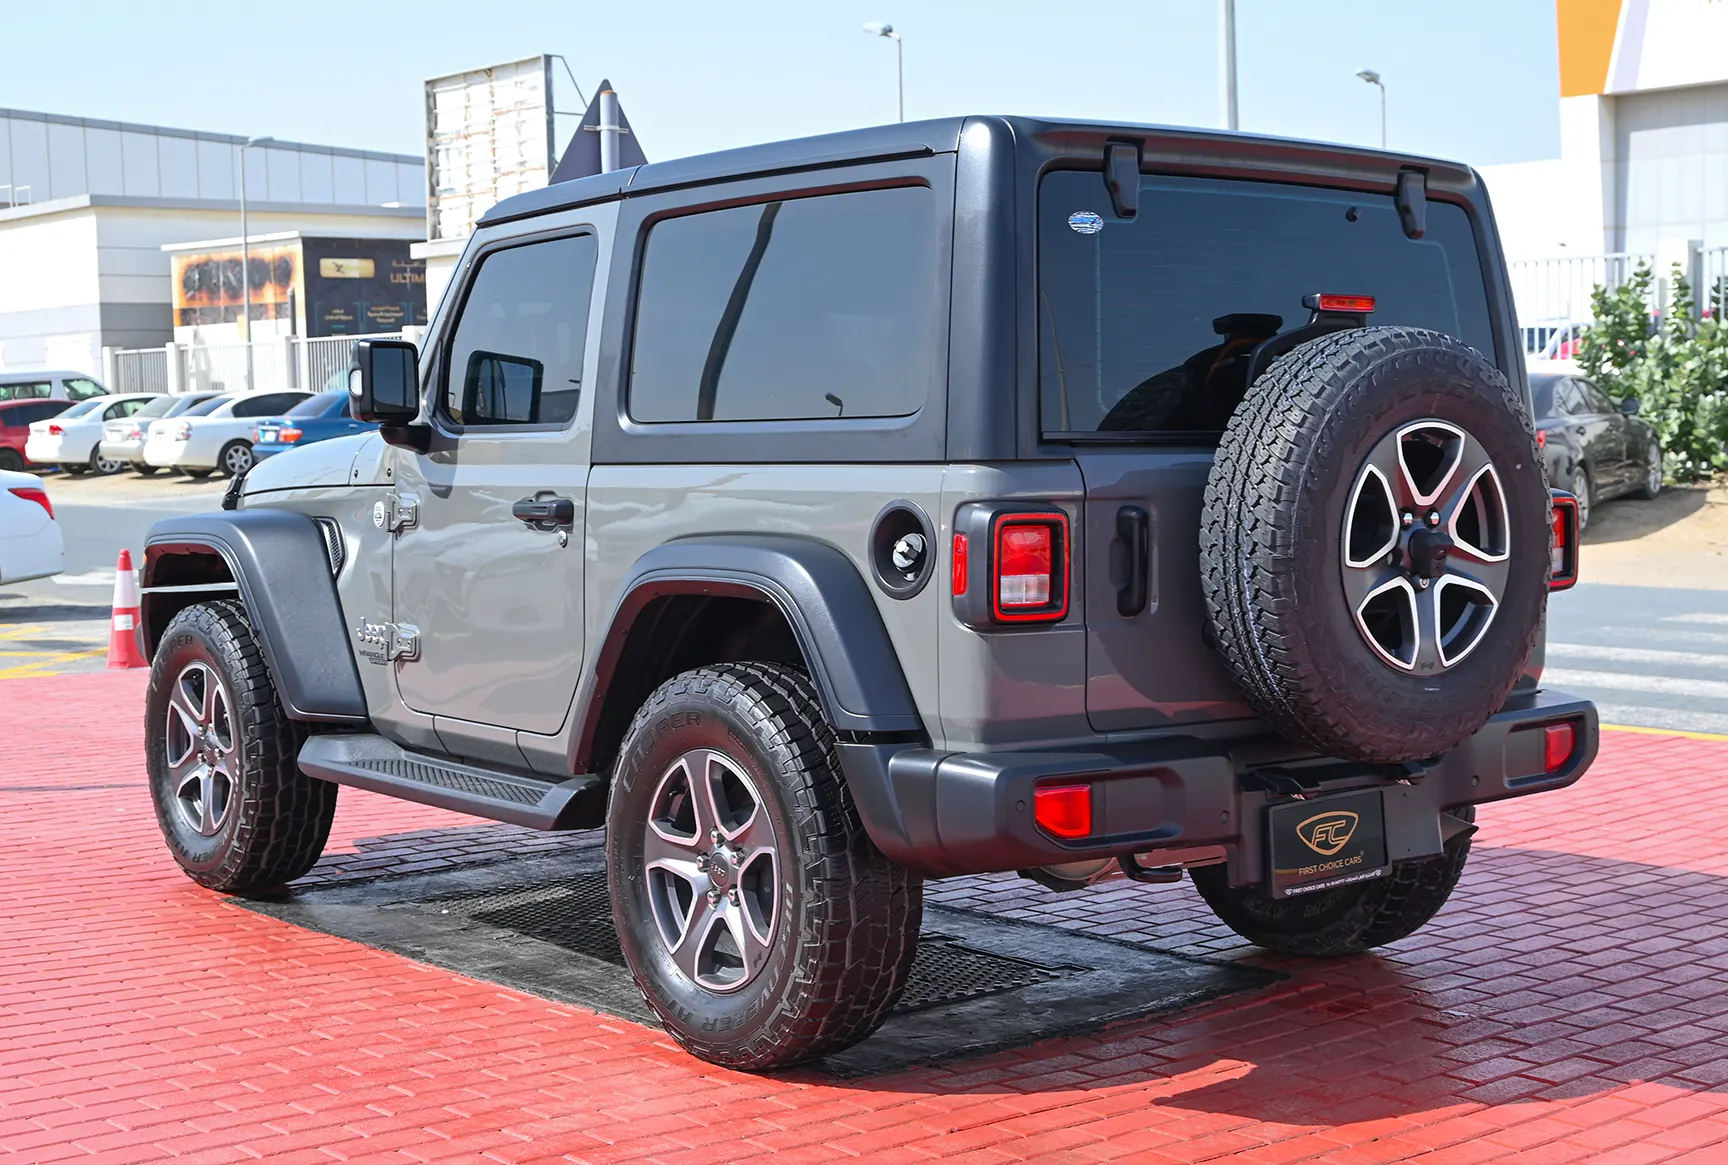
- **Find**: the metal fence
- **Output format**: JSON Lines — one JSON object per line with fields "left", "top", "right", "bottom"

{"left": 1509, "top": 252, "right": 1654, "bottom": 356}
{"left": 107, "top": 333, "right": 402, "bottom": 396}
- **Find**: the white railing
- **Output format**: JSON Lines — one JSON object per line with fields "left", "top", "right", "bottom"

{"left": 300, "top": 333, "right": 399, "bottom": 393}
{"left": 104, "top": 333, "right": 402, "bottom": 396}
{"left": 1509, "top": 252, "right": 1654, "bottom": 355}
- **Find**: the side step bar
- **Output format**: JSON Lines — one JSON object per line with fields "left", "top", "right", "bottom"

{"left": 298, "top": 733, "right": 605, "bottom": 831}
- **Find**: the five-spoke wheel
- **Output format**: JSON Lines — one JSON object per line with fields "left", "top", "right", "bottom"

{"left": 1342, "top": 419, "right": 1510, "bottom": 674}
{"left": 163, "top": 661, "right": 236, "bottom": 837}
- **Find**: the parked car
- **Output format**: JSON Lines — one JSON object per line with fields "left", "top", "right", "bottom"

{"left": 141, "top": 116, "right": 1597, "bottom": 1072}
{"left": 23, "top": 394, "right": 163, "bottom": 475}
{"left": 0, "top": 370, "right": 111, "bottom": 403}
{"left": 250, "top": 389, "right": 375, "bottom": 462}
{"left": 142, "top": 390, "right": 310, "bottom": 477}
{"left": 0, "top": 469, "right": 63, "bottom": 584}
{"left": 1530, "top": 366, "right": 1661, "bottom": 530}
{"left": 0, "top": 399, "right": 75, "bottom": 472}
{"left": 99, "top": 392, "right": 225, "bottom": 475}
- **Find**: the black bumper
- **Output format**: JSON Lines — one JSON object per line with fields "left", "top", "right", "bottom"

{"left": 837, "top": 688, "right": 1598, "bottom": 881}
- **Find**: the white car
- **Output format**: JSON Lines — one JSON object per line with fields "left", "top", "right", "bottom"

{"left": 99, "top": 391, "right": 225, "bottom": 475}
{"left": 142, "top": 390, "right": 309, "bottom": 477}
{"left": 24, "top": 394, "right": 163, "bottom": 475}
{"left": 0, "top": 470, "right": 64, "bottom": 583}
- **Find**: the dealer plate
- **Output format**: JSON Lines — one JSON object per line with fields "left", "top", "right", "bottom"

{"left": 1268, "top": 788, "right": 1388, "bottom": 898}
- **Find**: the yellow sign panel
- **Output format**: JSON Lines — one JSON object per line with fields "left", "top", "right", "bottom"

{"left": 319, "top": 258, "right": 376, "bottom": 279}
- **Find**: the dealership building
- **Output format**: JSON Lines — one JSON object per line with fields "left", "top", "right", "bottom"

{"left": 0, "top": 107, "right": 425, "bottom": 375}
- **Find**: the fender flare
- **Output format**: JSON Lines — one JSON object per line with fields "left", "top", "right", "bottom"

{"left": 576, "top": 534, "right": 925, "bottom": 766}
{"left": 142, "top": 511, "right": 368, "bottom": 723}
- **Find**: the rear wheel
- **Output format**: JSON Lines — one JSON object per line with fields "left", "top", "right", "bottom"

{"left": 145, "top": 600, "right": 336, "bottom": 890}
{"left": 0, "top": 449, "right": 21, "bottom": 472}
{"left": 1191, "top": 807, "right": 1475, "bottom": 956}
{"left": 60, "top": 462, "right": 87, "bottom": 476}
{"left": 219, "top": 441, "right": 253, "bottom": 477}
{"left": 132, "top": 463, "right": 159, "bottom": 476}
{"left": 89, "top": 447, "right": 124, "bottom": 475}
{"left": 1633, "top": 442, "right": 1662, "bottom": 501}
{"left": 184, "top": 468, "right": 214, "bottom": 480}
{"left": 1573, "top": 465, "right": 1594, "bottom": 531}
{"left": 607, "top": 662, "right": 921, "bottom": 1070}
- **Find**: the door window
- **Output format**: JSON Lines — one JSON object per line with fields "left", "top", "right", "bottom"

{"left": 1576, "top": 378, "right": 1615, "bottom": 414}
{"left": 628, "top": 186, "right": 936, "bottom": 423}
{"left": 445, "top": 234, "right": 598, "bottom": 427}
{"left": 63, "top": 378, "right": 107, "bottom": 401}
{"left": 0, "top": 382, "right": 51, "bottom": 401}
{"left": 1557, "top": 379, "right": 1590, "bottom": 415}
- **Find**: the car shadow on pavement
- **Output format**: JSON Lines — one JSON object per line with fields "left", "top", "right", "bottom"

{"left": 1584, "top": 484, "right": 1709, "bottom": 545}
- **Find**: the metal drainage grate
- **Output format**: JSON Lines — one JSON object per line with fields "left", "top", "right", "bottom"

{"left": 422, "top": 872, "right": 1071, "bottom": 1015}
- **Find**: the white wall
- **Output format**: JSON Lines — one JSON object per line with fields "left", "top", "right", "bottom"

{"left": 1615, "top": 81, "right": 1728, "bottom": 252}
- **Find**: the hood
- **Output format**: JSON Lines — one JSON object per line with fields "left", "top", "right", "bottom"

{"left": 242, "top": 431, "right": 385, "bottom": 496}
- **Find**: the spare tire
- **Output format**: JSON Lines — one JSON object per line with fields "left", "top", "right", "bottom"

{"left": 1200, "top": 327, "right": 1548, "bottom": 763}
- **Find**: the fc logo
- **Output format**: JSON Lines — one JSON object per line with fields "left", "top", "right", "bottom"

{"left": 1297, "top": 810, "right": 1360, "bottom": 856}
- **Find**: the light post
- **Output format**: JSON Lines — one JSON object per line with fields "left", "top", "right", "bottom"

{"left": 237, "top": 135, "right": 273, "bottom": 392}
{"left": 1356, "top": 70, "right": 1386, "bottom": 149}
{"left": 1219, "top": 0, "right": 1238, "bottom": 131}
{"left": 862, "top": 22, "right": 903, "bottom": 123}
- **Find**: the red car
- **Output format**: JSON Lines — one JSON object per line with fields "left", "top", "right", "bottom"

{"left": 0, "top": 399, "right": 74, "bottom": 473}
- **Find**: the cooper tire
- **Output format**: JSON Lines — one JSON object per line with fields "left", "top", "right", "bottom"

{"left": 606, "top": 662, "right": 922, "bottom": 1070}
{"left": 1191, "top": 806, "right": 1474, "bottom": 956}
{"left": 1201, "top": 327, "right": 1548, "bottom": 764}
{"left": 145, "top": 600, "right": 336, "bottom": 891}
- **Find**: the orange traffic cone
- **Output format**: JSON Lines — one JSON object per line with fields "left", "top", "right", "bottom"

{"left": 107, "top": 549, "right": 148, "bottom": 670}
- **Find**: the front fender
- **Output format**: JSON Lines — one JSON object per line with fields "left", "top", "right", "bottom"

{"left": 143, "top": 510, "right": 368, "bottom": 724}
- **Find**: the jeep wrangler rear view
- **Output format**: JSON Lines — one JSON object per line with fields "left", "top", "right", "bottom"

{"left": 140, "top": 116, "right": 1596, "bottom": 1070}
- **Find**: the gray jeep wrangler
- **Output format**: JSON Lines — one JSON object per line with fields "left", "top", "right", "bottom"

{"left": 140, "top": 116, "right": 1596, "bottom": 1070}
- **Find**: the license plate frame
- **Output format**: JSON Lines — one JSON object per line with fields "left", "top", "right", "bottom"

{"left": 257, "top": 428, "right": 279, "bottom": 443}
{"left": 1267, "top": 788, "right": 1389, "bottom": 898}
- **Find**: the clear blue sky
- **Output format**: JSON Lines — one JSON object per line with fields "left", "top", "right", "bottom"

{"left": 4, "top": 1, "right": 1561, "bottom": 169}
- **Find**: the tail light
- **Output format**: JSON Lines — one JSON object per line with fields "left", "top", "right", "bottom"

{"left": 174, "top": 422, "right": 192, "bottom": 440}
{"left": 9, "top": 487, "right": 53, "bottom": 519}
{"left": 46, "top": 423, "right": 63, "bottom": 436}
{"left": 1535, "top": 429, "right": 1546, "bottom": 448}
{"left": 126, "top": 426, "right": 142, "bottom": 441}
{"left": 1549, "top": 489, "right": 1579, "bottom": 591}
{"left": 1033, "top": 783, "right": 1092, "bottom": 839}
{"left": 279, "top": 427, "right": 303, "bottom": 443}
{"left": 951, "top": 504, "right": 1072, "bottom": 627}
{"left": 1309, "top": 293, "right": 1377, "bottom": 314}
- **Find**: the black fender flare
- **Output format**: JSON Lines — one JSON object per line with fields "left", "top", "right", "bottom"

{"left": 142, "top": 511, "right": 368, "bottom": 724}
{"left": 576, "top": 534, "right": 926, "bottom": 766}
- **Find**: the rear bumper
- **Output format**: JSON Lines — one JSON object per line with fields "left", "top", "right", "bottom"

{"left": 838, "top": 687, "right": 1598, "bottom": 881}
{"left": 99, "top": 438, "right": 145, "bottom": 461}
{"left": 250, "top": 443, "right": 293, "bottom": 460}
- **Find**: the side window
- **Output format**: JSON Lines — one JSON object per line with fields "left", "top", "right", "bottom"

{"left": 0, "top": 382, "right": 51, "bottom": 401}
{"left": 63, "top": 378, "right": 106, "bottom": 401}
{"left": 445, "top": 234, "right": 597, "bottom": 427}
{"left": 628, "top": 186, "right": 936, "bottom": 423}
{"left": 1577, "top": 378, "right": 1615, "bottom": 414}
{"left": 1556, "top": 380, "right": 1586, "bottom": 416}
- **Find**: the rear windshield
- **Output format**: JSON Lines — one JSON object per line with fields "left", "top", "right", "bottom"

{"left": 287, "top": 390, "right": 345, "bottom": 418}
{"left": 133, "top": 395, "right": 176, "bottom": 419}
{"left": 58, "top": 398, "right": 104, "bottom": 419}
{"left": 163, "top": 394, "right": 216, "bottom": 417}
{"left": 184, "top": 395, "right": 232, "bottom": 417}
{"left": 1038, "top": 172, "right": 1495, "bottom": 438}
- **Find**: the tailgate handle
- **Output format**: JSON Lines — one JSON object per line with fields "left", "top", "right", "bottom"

{"left": 512, "top": 496, "right": 575, "bottom": 527}
{"left": 1116, "top": 505, "right": 1150, "bottom": 617}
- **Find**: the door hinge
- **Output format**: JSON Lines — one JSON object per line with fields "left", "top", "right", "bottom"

{"left": 390, "top": 623, "right": 421, "bottom": 662}
{"left": 372, "top": 492, "right": 419, "bottom": 534}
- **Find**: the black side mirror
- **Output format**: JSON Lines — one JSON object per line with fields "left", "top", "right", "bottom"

{"left": 1620, "top": 396, "right": 1641, "bottom": 416}
{"left": 351, "top": 339, "right": 421, "bottom": 424}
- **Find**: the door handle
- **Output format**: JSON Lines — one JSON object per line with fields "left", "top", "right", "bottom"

{"left": 1116, "top": 505, "right": 1150, "bottom": 617}
{"left": 512, "top": 496, "right": 575, "bottom": 526}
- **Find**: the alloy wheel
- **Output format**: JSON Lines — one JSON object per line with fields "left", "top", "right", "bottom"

{"left": 642, "top": 748, "right": 780, "bottom": 994}
{"left": 223, "top": 445, "right": 253, "bottom": 476}
{"left": 1341, "top": 420, "right": 1510, "bottom": 674}
{"left": 1647, "top": 445, "right": 1663, "bottom": 497}
{"left": 163, "top": 661, "right": 237, "bottom": 837}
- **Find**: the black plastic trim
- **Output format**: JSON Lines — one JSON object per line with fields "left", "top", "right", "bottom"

{"left": 143, "top": 511, "right": 368, "bottom": 723}
{"left": 574, "top": 535, "right": 925, "bottom": 769}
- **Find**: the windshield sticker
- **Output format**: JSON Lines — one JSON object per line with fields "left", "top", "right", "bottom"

{"left": 1067, "top": 211, "right": 1104, "bottom": 235}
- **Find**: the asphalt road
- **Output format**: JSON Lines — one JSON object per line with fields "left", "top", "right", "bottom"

{"left": 5, "top": 477, "right": 1727, "bottom": 737}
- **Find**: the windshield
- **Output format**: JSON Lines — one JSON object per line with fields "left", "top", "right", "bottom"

{"left": 58, "top": 398, "right": 105, "bottom": 420}
{"left": 184, "top": 395, "right": 232, "bottom": 417}
{"left": 287, "top": 390, "right": 345, "bottom": 418}
{"left": 132, "top": 395, "right": 175, "bottom": 419}
{"left": 1038, "top": 172, "right": 1496, "bottom": 438}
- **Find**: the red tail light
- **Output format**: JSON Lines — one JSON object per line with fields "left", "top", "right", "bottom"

{"left": 1033, "top": 783, "right": 1092, "bottom": 839}
{"left": 1535, "top": 429, "right": 1546, "bottom": 448}
{"left": 174, "top": 422, "right": 192, "bottom": 440}
{"left": 126, "top": 426, "right": 142, "bottom": 441}
{"left": 1544, "top": 722, "right": 1576, "bottom": 771}
{"left": 1313, "top": 293, "right": 1376, "bottom": 313}
{"left": 952, "top": 533, "right": 969, "bottom": 596}
{"left": 991, "top": 513, "right": 1070, "bottom": 623}
{"left": 9, "top": 487, "right": 53, "bottom": 519}
{"left": 46, "top": 423, "right": 63, "bottom": 436}
{"left": 1549, "top": 490, "right": 1580, "bottom": 591}
{"left": 279, "top": 427, "right": 303, "bottom": 443}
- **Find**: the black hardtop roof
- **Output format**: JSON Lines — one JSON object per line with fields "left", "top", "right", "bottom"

{"left": 478, "top": 114, "right": 1478, "bottom": 229}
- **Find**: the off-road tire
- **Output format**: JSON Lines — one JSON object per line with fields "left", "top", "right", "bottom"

{"left": 0, "top": 449, "right": 21, "bottom": 472}
{"left": 145, "top": 599, "right": 336, "bottom": 890}
{"left": 1191, "top": 806, "right": 1475, "bottom": 956}
{"left": 607, "top": 662, "right": 922, "bottom": 1070}
{"left": 1200, "top": 327, "right": 1549, "bottom": 763}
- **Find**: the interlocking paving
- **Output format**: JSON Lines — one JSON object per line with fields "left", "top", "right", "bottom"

{"left": 7, "top": 670, "right": 1728, "bottom": 1162}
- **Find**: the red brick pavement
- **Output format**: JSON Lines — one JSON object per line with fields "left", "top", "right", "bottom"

{"left": 5, "top": 671, "right": 1728, "bottom": 1163}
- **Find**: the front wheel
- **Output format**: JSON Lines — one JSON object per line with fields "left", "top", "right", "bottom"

{"left": 145, "top": 600, "right": 336, "bottom": 890}
{"left": 607, "top": 662, "right": 922, "bottom": 1070}
{"left": 1191, "top": 806, "right": 1475, "bottom": 957}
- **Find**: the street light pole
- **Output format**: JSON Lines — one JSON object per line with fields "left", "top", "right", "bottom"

{"left": 863, "top": 22, "right": 903, "bottom": 123}
{"left": 1219, "top": 0, "right": 1238, "bottom": 131}
{"left": 1356, "top": 70, "right": 1386, "bottom": 149}
{"left": 236, "top": 135, "right": 273, "bottom": 393}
